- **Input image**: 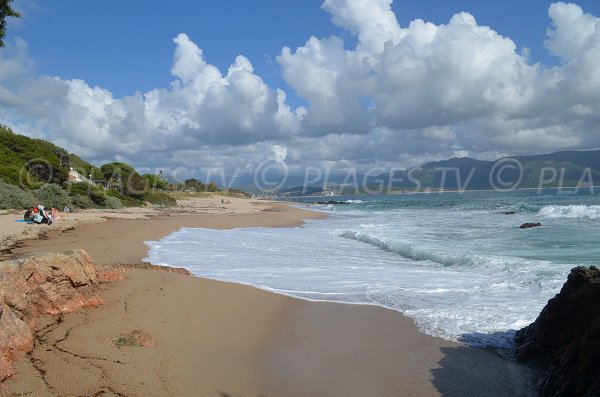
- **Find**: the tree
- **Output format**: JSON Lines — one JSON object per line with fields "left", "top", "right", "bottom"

{"left": 184, "top": 178, "right": 205, "bottom": 192}
{"left": 206, "top": 182, "right": 219, "bottom": 192}
{"left": 100, "top": 162, "right": 145, "bottom": 198}
{"left": 142, "top": 173, "right": 167, "bottom": 190}
{"left": 0, "top": 0, "right": 20, "bottom": 47}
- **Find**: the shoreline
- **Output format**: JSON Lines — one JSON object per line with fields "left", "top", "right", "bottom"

{"left": 2, "top": 196, "right": 536, "bottom": 396}
{"left": 5, "top": 197, "right": 325, "bottom": 265}
{"left": 281, "top": 185, "right": 600, "bottom": 199}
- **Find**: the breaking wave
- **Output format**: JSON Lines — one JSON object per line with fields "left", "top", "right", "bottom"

{"left": 338, "top": 230, "right": 524, "bottom": 269}
{"left": 538, "top": 205, "right": 600, "bottom": 220}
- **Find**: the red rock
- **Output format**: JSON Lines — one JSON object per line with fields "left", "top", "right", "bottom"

{"left": 0, "top": 304, "right": 33, "bottom": 382}
{"left": 118, "top": 262, "right": 192, "bottom": 275}
{"left": 0, "top": 251, "right": 190, "bottom": 389}
{"left": 0, "top": 250, "right": 119, "bottom": 385}
{"left": 96, "top": 268, "right": 126, "bottom": 283}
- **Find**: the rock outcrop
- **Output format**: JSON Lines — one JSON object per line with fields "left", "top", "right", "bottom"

{"left": 519, "top": 223, "right": 542, "bottom": 229}
{"left": 0, "top": 250, "right": 122, "bottom": 383}
{"left": 514, "top": 266, "right": 600, "bottom": 396}
{"left": 0, "top": 250, "right": 191, "bottom": 388}
{"left": 0, "top": 303, "right": 32, "bottom": 383}
{"left": 111, "top": 262, "right": 193, "bottom": 275}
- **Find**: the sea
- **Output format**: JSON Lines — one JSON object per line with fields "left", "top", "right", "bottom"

{"left": 144, "top": 188, "right": 600, "bottom": 349}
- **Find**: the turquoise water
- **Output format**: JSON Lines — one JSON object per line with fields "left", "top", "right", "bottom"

{"left": 145, "top": 188, "right": 600, "bottom": 348}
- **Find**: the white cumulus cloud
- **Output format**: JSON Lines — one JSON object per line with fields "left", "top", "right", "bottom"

{"left": 1, "top": 1, "right": 600, "bottom": 180}
{"left": 277, "top": 0, "right": 600, "bottom": 158}
{"left": 0, "top": 33, "right": 303, "bottom": 162}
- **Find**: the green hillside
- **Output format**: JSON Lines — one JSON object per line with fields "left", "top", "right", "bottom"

{"left": 0, "top": 125, "right": 231, "bottom": 210}
{"left": 0, "top": 125, "right": 175, "bottom": 210}
{"left": 0, "top": 125, "right": 100, "bottom": 188}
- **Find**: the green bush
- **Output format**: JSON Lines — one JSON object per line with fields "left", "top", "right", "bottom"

{"left": 206, "top": 182, "right": 219, "bottom": 192}
{"left": 101, "top": 162, "right": 145, "bottom": 199}
{"left": 144, "top": 191, "right": 176, "bottom": 207}
{"left": 34, "top": 183, "right": 71, "bottom": 209}
{"left": 184, "top": 178, "right": 205, "bottom": 192}
{"left": 61, "top": 183, "right": 122, "bottom": 209}
{"left": 142, "top": 173, "right": 167, "bottom": 190}
{"left": 104, "top": 196, "right": 123, "bottom": 209}
{"left": 106, "top": 188, "right": 144, "bottom": 207}
{"left": 65, "top": 181, "right": 107, "bottom": 206}
{"left": 0, "top": 179, "right": 36, "bottom": 209}
{"left": 71, "top": 194, "right": 92, "bottom": 209}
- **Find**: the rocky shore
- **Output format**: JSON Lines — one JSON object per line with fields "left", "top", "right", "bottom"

{"left": 0, "top": 250, "right": 113, "bottom": 385}
{"left": 515, "top": 266, "right": 600, "bottom": 396}
{"left": 0, "top": 250, "right": 190, "bottom": 394}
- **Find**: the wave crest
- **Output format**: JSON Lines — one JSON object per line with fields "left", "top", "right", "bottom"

{"left": 513, "top": 202, "right": 541, "bottom": 213}
{"left": 338, "top": 230, "right": 511, "bottom": 268}
{"left": 538, "top": 205, "right": 600, "bottom": 220}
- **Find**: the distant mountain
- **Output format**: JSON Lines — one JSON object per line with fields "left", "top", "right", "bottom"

{"left": 515, "top": 150, "right": 600, "bottom": 171}
{"left": 370, "top": 149, "right": 600, "bottom": 192}
{"left": 276, "top": 185, "right": 325, "bottom": 197}
{"left": 228, "top": 149, "right": 600, "bottom": 195}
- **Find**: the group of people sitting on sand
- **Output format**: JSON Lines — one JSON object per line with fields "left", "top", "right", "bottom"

{"left": 23, "top": 205, "right": 65, "bottom": 225}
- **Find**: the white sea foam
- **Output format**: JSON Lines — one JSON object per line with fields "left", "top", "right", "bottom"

{"left": 145, "top": 207, "right": 580, "bottom": 349}
{"left": 538, "top": 205, "right": 600, "bottom": 220}
{"left": 146, "top": 190, "right": 600, "bottom": 348}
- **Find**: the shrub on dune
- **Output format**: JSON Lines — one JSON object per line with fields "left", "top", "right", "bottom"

{"left": 34, "top": 183, "right": 71, "bottom": 209}
{"left": 0, "top": 179, "right": 35, "bottom": 209}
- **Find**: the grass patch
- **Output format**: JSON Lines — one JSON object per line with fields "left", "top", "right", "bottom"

{"left": 112, "top": 330, "right": 155, "bottom": 347}
{"left": 168, "top": 191, "right": 214, "bottom": 200}
{"left": 113, "top": 336, "right": 141, "bottom": 347}
{"left": 143, "top": 191, "right": 177, "bottom": 206}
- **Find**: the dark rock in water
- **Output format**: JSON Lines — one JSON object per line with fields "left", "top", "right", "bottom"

{"left": 313, "top": 200, "right": 350, "bottom": 205}
{"left": 514, "top": 266, "right": 600, "bottom": 396}
{"left": 519, "top": 223, "right": 542, "bottom": 229}
{"left": 502, "top": 211, "right": 518, "bottom": 215}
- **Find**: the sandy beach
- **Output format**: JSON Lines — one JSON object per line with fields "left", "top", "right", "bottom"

{"left": 1, "top": 195, "right": 536, "bottom": 396}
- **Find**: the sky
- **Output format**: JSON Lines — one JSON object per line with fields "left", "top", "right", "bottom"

{"left": 2, "top": 0, "right": 600, "bottom": 183}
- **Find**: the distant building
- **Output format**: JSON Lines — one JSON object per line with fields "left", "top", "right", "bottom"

{"left": 68, "top": 167, "right": 94, "bottom": 185}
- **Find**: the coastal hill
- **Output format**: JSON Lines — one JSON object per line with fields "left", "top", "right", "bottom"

{"left": 0, "top": 125, "right": 99, "bottom": 188}
{"left": 0, "top": 125, "right": 175, "bottom": 209}
{"left": 375, "top": 150, "right": 600, "bottom": 191}
{"left": 270, "top": 149, "right": 600, "bottom": 196}
{"left": 0, "top": 126, "right": 246, "bottom": 210}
